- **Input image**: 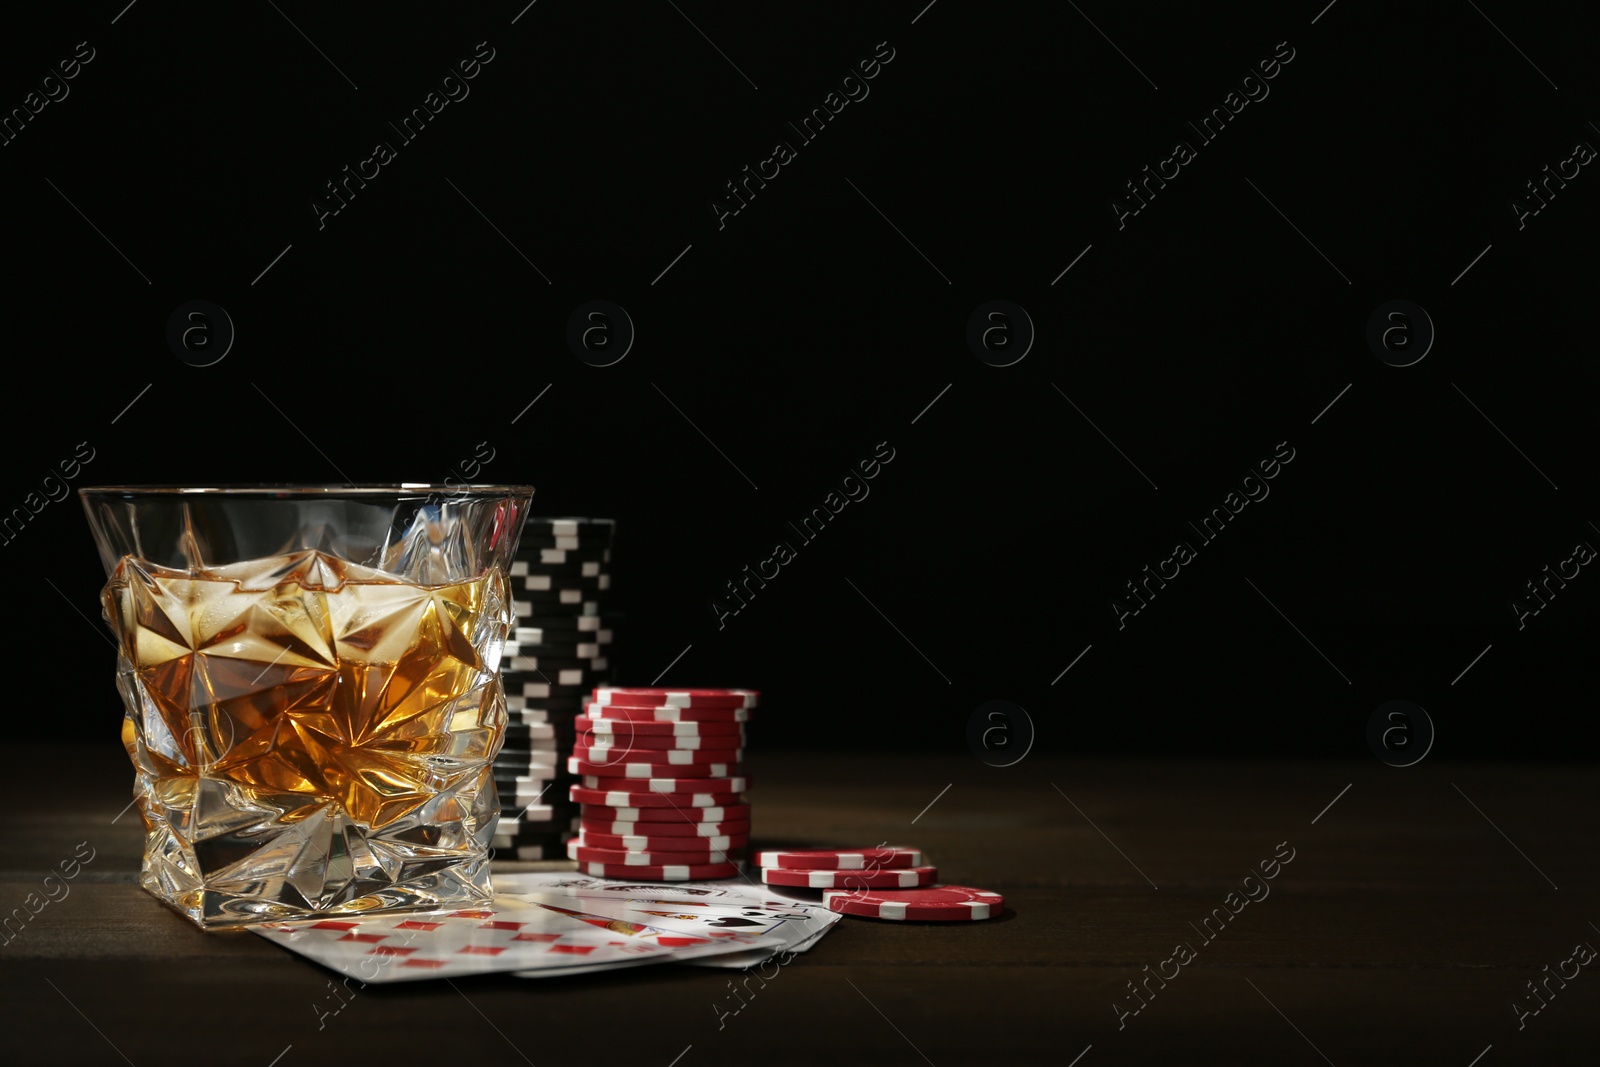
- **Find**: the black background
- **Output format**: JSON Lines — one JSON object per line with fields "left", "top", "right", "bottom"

{"left": 3, "top": 0, "right": 1595, "bottom": 759}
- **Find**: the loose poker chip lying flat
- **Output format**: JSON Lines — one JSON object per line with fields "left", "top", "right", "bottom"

{"left": 584, "top": 818, "right": 751, "bottom": 838}
{"left": 568, "top": 757, "right": 742, "bottom": 779}
{"left": 576, "top": 730, "right": 744, "bottom": 751}
{"left": 754, "top": 847, "right": 925, "bottom": 870}
{"left": 574, "top": 744, "right": 744, "bottom": 765}
{"left": 579, "top": 774, "right": 748, "bottom": 794}
{"left": 580, "top": 803, "right": 750, "bottom": 824}
{"left": 570, "top": 786, "right": 745, "bottom": 809}
{"left": 761, "top": 866, "right": 938, "bottom": 889}
{"left": 578, "top": 860, "right": 744, "bottom": 881}
{"left": 566, "top": 842, "right": 745, "bottom": 866}
{"left": 576, "top": 715, "right": 746, "bottom": 736}
{"left": 822, "top": 886, "right": 1004, "bottom": 921}
{"left": 579, "top": 830, "right": 749, "bottom": 852}
{"left": 581, "top": 705, "right": 751, "bottom": 724}
{"left": 590, "top": 688, "right": 759, "bottom": 709}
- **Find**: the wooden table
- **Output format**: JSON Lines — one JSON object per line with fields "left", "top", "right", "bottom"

{"left": 3, "top": 744, "right": 1595, "bottom": 1065}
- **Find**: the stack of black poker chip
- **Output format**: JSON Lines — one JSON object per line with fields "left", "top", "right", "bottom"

{"left": 491, "top": 517, "right": 616, "bottom": 858}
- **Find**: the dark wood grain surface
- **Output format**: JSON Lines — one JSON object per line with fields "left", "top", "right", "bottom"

{"left": 2, "top": 744, "right": 1595, "bottom": 1065}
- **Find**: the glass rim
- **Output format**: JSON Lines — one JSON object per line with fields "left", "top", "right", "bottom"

{"left": 79, "top": 483, "right": 535, "bottom": 498}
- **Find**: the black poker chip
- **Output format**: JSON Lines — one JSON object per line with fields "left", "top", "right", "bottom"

{"left": 510, "top": 681, "right": 598, "bottom": 698}
{"left": 510, "top": 571, "right": 611, "bottom": 589}
{"left": 503, "top": 654, "right": 609, "bottom": 671}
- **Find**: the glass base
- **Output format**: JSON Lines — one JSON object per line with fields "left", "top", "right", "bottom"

{"left": 132, "top": 768, "right": 501, "bottom": 930}
{"left": 143, "top": 860, "right": 495, "bottom": 930}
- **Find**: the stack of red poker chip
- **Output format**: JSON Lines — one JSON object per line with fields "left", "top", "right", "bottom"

{"left": 568, "top": 687, "right": 756, "bottom": 880}
{"left": 754, "top": 847, "right": 1005, "bottom": 921}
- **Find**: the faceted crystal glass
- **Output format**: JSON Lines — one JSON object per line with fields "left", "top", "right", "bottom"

{"left": 79, "top": 485, "right": 533, "bottom": 929}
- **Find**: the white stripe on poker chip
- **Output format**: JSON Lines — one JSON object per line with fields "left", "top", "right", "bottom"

{"left": 496, "top": 807, "right": 555, "bottom": 820}
{"left": 592, "top": 690, "right": 756, "bottom": 708}
{"left": 582, "top": 862, "right": 692, "bottom": 879}
{"left": 572, "top": 759, "right": 737, "bottom": 778}
{"left": 766, "top": 869, "right": 919, "bottom": 888}
{"left": 583, "top": 776, "right": 746, "bottom": 793}
{"left": 510, "top": 661, "right": 603, "bottom": 682}
{"left": 593, "top": 820, "right": 749, "bottom": 837}
{"left": 510, "top": 561, "right": 529, "bottom": 576}
{"left": 585, "top": 834, "right": 737, "bottom": 851}
{"left": 512, "top": 600, "right": 598, "bottom": 617}
{"left": 511, "top": 633, "right": 610, "bottom": 652}
{"left": 598, "top": 790, "right": 734, "bottom": 807}
{"left": 580, "top": 733, "right": 744, "bottom": 750}
{"left": 512, "top": 624, "right": 607, "bottom": 643}
{"left": 581, "top": 746, "right": 744, "bottom": 764}
{"left": 584, "top": 719, "right": 739, "bottom": 735}
{"left": 590, "top": 806, "right": 741, "bottom": 823}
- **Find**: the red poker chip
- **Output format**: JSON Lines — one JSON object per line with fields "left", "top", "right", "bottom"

{"left": 755, "top": 847, "right": 924, "bottom": 871}
{"left": 582, "top": 704, "right": 751, "bottom": 724}
{"left": 580, "top": 774, "right": 748, "bottom": 793}
{"left": 578, "top": 860, "right": 744, "bottom": 881}
{"left": 570, "top": 786, "right": 746, "bottom": 809}
{"left": 578, "top": 830, "right": 750, "bottom": 852}
{"left": 582, "top": 819, "right": 751, "bottom": 839}
{"left": 580, "top": 803, "right": 750, "bottom": 824}
{"left": 590, "top": 687, "right": 758, "bottom": 709}
{"left": 822, "top": 885, "right": 1004, "bottom": 921}
{"left": 577, "top": 715, "right": 747, "bottom": 735}
{"left": 574, "top": 743, "right": 745, "bottom": 765}
{"left": 577, "top": 729, "right": 746, "bottom": 750}
{"left": 567, "top": 841, "right": 745, "bottom": 866}
{"left": 761, "top": 866, "right": 938, "bottom": 889}
{"left": 568, "top": 757, "right": 743, "bottom": 780}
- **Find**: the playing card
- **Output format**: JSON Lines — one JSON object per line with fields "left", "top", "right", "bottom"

{"left": 253, "top": 896, "right": 764, "bottom": 982}
{"left": 494, "top": 872, "right": 842, "bottom": 969}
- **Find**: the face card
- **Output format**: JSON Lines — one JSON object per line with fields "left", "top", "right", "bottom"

{"left": 493, "top": 872, "right": 843, "bottom": 969}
